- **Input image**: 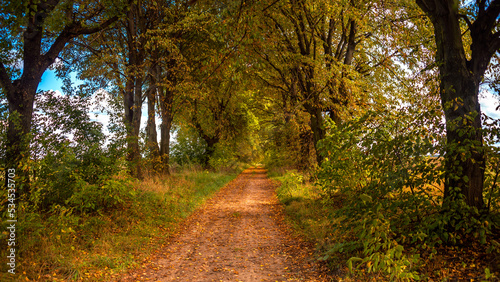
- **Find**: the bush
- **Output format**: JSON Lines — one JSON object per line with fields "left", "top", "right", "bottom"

{"left": 275, "top": 170, "right": 306, "bottom": 202}
{"left": 65, "top": 173, "right": 136, "bottom": 214}
{"left": 32, "top": 144, "right": 124, "bottom": 212}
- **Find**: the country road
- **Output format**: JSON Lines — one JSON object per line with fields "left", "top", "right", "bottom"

{"left": 119, "top": 167, "right": 332, "bottom": 282}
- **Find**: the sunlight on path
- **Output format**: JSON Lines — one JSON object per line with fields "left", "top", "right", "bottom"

{"left": 118, "top": 168, "right": 330, "bottom": 282}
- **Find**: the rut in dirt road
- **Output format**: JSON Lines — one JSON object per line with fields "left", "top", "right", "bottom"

{"left": 120, "top": 167, "right": 331, "bottom": 282}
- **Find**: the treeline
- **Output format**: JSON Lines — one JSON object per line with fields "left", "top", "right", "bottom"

{"left": 0, "top": 1, "right": 257, "bottom": 279}
{"left": 0, "top": 0, "right": 259, "bottom": 194}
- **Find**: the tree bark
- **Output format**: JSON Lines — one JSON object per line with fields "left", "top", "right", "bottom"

{"left": 146, "top": 87, "right": 160, "bottom": 154}
{"left": 123, "top": 4, "right": 146, "bottom": 179}
{"left": 415, "top": 0, "right": 500, "bottom": 210}
{"left": 123, "top": 63, "right": 143, "bottom": 178}
{"left": 157, "top": 58, "right": 176, "bottom": 175}
{"left": 159, "top": 83, "right": 174, "bottom": 175}
{"left": 435, "top": 18, "right": 485, "bottom": 209}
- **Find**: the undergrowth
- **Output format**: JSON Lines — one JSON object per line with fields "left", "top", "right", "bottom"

{"left": 0, "top": 169, "right": 237, "bottom": 281}
{"left": 273, "top": 169, "right": 500, "bottom": 281}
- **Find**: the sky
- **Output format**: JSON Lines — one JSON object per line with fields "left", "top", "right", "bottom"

{"left": 38, "top": 70, "right": 64, "bottom": 94}
{"left": 480, "top": 89, "right": 500, "bottom": 119}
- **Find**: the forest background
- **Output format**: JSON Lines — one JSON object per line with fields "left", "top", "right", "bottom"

{"left": 1, "top": 0, "right": 500, "bottom": 280}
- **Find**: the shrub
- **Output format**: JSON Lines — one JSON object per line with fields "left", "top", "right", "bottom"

{"left": 65, "top": 173, "right": 136, "bottom": 214}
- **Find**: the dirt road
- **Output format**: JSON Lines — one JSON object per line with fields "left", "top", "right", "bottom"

{"left": 120, "top": 167, "right": 332, "bottom": 282}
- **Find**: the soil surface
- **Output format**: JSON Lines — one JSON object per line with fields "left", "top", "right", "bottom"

{"left": 119, "top": 167, "right": 333, "bottom": 282}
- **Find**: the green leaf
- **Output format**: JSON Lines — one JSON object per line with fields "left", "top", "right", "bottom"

{"left": 360, "top": 193, "right": 372, "bottom": 203}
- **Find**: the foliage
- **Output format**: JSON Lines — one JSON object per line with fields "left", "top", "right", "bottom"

{"left": 28, "top": 90, "right": 124, "bottom": 211}
{"left": 262, "top": 112, "right": 315, "bottom": 171}
{"left": 0, "top": 0, "right": 499, "bottom": 280}
{"left": 65, "top": 173, "right": 136, "bottom": 214}
{"left": 314, "top": 99, "right": 500, "bottom": 279}
{"left": 275, "top": 170, "right": 306, "bottom": 203}
{"left": 170, "top": 126, "right": 210, "bottom": 166}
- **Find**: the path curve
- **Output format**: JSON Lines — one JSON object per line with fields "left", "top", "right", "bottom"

{"left": 119, "top": 167, "right": 332, "bottom": 282}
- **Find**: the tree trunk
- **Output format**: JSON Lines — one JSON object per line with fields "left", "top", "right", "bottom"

{"left": 123, "top": 5, "right": 145, "bottom": 179}
{"left": 123, "top": 70, "right": 143, "bottom": 178}
{"left": 146, "top": 84, "right": 160, "bottom": 173}
{"left": 4, "top": 81, "right": 39, "bottom": 196}
{"left": 158, "top": 58, "right": 175, "bottom": 175}
{"left": 201, "top": 135, "right": 219, "bottom": 168}
{"left": 415, "top": 0, "right": 494, "bottom": 210}
{"left": 159, "top": 86, "right": 174, "bottom": 175}
{"left": 308, "top": 105, "right": 325, "bottom": 165}
{"left": 434, "top": 17, "right": 485, "bottom": 209}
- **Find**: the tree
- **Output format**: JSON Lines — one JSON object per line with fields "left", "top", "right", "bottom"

{"left": 252, "top": 0, "right": 388, "bottom": 166}
{"left": 0, "top": 0, "right": 121, "bottom": 192}
{"left": 146, "top": 0, "right": 207, "bottom": 173}
{"left": 69, "top": 0, "right": 174, "bottom": 177}
{"left": 415, "top": 0, "right": 500, "bottom": 210}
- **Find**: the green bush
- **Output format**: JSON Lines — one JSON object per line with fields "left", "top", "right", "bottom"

{"left": 316, "top": 107, "right": 443, "bottom": 279}
{"left": 66, "top": 173, "right": 136, "bottom": 214}
{"left": 32, "top": 144, "right": 124, "bottom": 212}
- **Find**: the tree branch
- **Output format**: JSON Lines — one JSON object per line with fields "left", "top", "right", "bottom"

{"left": 42, "top": 16, "right": 118, "bottom": 70}
{"left": 262, "top": 0, "right": 281, "bottom": 12}
{"left": 415, "top": 0, "right": 433, "bottom": 15}
{"left": 253, "top": 47, "right": 289, "bottom": 87}
{"left": 265, "top": 14, "right": 297, "bottom": 53}
{"left": 255, "top": 73, "right": 289, "bottom": 93}
{"left": 475, "top": 0, "right": 500, "bottom": 33}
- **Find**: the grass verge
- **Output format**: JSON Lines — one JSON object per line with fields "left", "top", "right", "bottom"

{"left": 0, "top": 169, "right": 238, "bottom": 281}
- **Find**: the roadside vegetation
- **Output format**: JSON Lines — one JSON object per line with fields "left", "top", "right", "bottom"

{"left": 270, "top": 109, "right": 500, "bottom": 281}
{"left": 0, "top": 168, "right": 238, "bottom": 281}
{"left": 273, "top": 166, "right": 500, "bottom": 281}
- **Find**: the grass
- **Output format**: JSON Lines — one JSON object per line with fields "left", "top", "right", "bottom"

{"left": 271, "top": 170, "right": 336, "bottom": 257}
{"left": 0, "top": 169, "right": 238, "bottom": 281}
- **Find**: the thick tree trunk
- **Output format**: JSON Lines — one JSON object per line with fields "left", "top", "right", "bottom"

{"left": 416, "top": 0, "right": 489, "bottom": 210}
{"left": 294, "top": 64, "right": 325, "bottom": 165}
{"left": 201, "top": 135, "right": 219, "bottom": 168}
{"left": 435, "top": 21, "right": 485, "bottom": 209}
{"left": 4, "top": 81, "right": 39, "bottom": 196}
{"left": 123, "top": 5, "right": 145, "bottom": 179}
{"left": 123, "top": 73, "right": 143, "bottom": 179}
